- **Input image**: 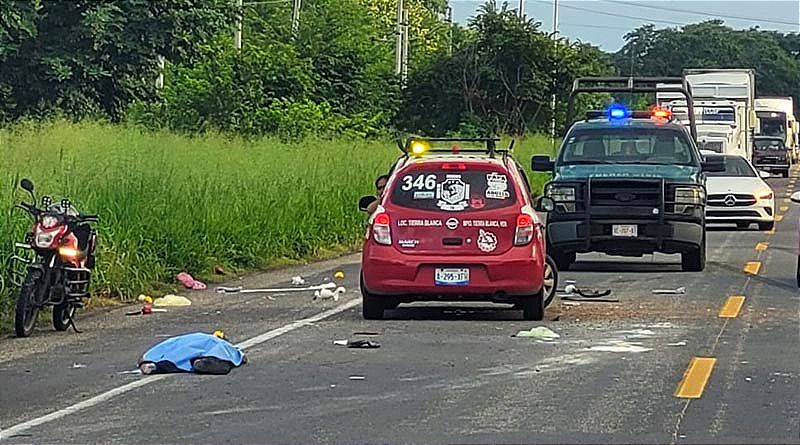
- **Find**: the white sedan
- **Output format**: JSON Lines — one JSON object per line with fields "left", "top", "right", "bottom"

{"left": 703, "top": 153, "right": 775, "bottom": 230}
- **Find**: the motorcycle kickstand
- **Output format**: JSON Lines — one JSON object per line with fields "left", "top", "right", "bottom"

{"left": 66, "top": 308, "right": 82, "bottom": 334}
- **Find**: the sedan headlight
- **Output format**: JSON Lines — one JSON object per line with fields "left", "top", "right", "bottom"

{"left": 675, "top": 187, "right": 704, "bottom": 204}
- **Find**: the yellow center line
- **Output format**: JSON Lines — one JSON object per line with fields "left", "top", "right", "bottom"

{"left": 744, "top": 261, "right": 761, "bottom": 275}
{"left": 719, "top": 296, "right": 746, "bottom": 318}
{"left": 776, "top": 215, "right": 784, "bottom": 222}
{"left": 780, "top": 206, "right": 789, "bottom": 212}
{"left": 766, "top": 229, "right": 776, "bottom": 235}
{"left": 784, "top": 198, "right": 792, "bottom": 204}
{"left": 755, "top": 242, "right": 769, "bottom": 251}
{"left": 675, "top": 357, "right": 717, "bottom": 399}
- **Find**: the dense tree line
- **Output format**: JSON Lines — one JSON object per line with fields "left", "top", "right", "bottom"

{"left": 1, "top": 1, "right": 798, "bottom": 137}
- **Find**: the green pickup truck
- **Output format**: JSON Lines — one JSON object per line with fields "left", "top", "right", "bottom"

{"left": 533, "top": 77, "right": 724, "bottom": 272}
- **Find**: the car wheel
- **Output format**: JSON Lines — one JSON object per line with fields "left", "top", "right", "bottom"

{"left": 681, "top": 233, "right": 706, "bottom": 272}
{"left": 759, "top": 222, "right": 775, "bottom": 231}
{"left": 550, "top": 250, "right": 575, "bottom": 271}
{"left": 543, "top": 255, "right": 558, "bottom": 308}
{"left": 520, "top": 290, "right": 545, "bottom": 321}
{"left": 736, "top": 222, "right": 750, "bottom": 229}
{"left": 360, "top": 275, "right": 384, "bottom": 320}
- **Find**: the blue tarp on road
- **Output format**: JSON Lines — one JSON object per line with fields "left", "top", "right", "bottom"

{"left": 140, "top": 332, "right": 245, "bottom": 372}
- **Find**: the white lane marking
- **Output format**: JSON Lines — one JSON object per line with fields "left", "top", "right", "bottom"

{"left": 0, "top": 298, "right": 362, "bottom": 441}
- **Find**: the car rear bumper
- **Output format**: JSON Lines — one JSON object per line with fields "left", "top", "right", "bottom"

{"left": 755, "top": 163, "right": 789, "bottom": 172}
{"left": 361, "top": 246, "right": 544, "bottom": 298}
{"left": 547, "top": 218, "right": 703, "bottom": 256}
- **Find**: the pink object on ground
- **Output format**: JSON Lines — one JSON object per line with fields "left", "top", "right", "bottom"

{"left": 176, "top": 272, "right": 207, "bottom": 290}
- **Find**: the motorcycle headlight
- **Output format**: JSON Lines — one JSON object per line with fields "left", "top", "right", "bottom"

{"left": 675, "top": 187, "right": 704, "bottom": 204}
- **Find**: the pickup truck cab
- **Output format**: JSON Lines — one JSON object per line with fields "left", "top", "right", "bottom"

{"left": 752, "top": 136, "right": 791, "bottom": 178}
{"left": 533, "top": 77, "right": 724, "bottom": 272}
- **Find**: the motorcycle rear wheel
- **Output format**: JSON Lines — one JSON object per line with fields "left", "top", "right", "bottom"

{"left": 53, "top": 303, "right": 76, "bottom": 331}
{"left": 15, "top": 270, "right": 41, "bottom": 337}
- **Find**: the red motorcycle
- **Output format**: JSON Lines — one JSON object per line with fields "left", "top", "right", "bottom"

{"left": 7, "top": 179, "right": 98, "bottom": 337}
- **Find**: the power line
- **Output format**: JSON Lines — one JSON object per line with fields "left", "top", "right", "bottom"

{"left": 560, "top": 22, "right": 634, "bottom": 32}
{"left": 531, "top": 0, "right": 685, "bottom": 26}
{"left": 600, "top": 0, "right": 799, "bottom": 27}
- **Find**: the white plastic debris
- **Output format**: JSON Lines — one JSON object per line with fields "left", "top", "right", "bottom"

{"left": 349, "top": 375, "right": 365, "bottom": 380}
{"left": 216, "top": 282, "right": 336, "bottom": 294}
{"left": 333, "top": 340, "right": 348, "bottom": 346}
{"left": 652, "top": 287, "right": 686, "bottom": 294}
{"left": 745, "top": 377, "right": 752, "bottom": 382}
{"left": 291, "top": 276, "right": 306, "bottom": 285}
{"left": 72, "top": 363, "right": 87, "bottom": 369}
{"left": 564, "top": 284, "right": 577, "bottom": 295}
{"left": 667, "top": 341, "right": 687, "bottom": 347}
{"left": 313, "top": 286, "right": 346, "bottom": 302}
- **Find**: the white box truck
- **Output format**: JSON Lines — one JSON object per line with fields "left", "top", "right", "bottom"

{"left": 756, "top": 96, "right": 798, "bottom": 161}
{"left": 682, "top": 69, "right": 758, "bottom": 160}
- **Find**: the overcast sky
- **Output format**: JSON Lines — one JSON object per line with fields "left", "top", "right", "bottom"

{"left": 450, "top": 1, "right": 800, "bottom": 52}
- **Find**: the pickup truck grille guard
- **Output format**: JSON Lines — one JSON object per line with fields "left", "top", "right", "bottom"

{"left": 546, "top": 178, "right": 705, "bottom": 251}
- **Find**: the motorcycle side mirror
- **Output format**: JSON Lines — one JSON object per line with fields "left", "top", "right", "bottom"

{"left": 359, "top": 196, "right": 377, "bottom": 212}
{"left": 20, "top": 178, "right": 34, "bottom": 193}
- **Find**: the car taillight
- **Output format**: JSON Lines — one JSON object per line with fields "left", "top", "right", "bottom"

{"left": 441, "top": 163, "right": 467, "bottom": 170}
{"left": 372, "top": 213, "right": 392, "bottom": 245}
{"left": 514, "top": 214, "right": 534, "bottom": 246}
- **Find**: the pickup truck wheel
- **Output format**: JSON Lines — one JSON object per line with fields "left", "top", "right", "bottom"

{"left": 520, "top": 290, "right": 545, "bottom": 321}
{"left": 759, "top": 222, "right": 775, "bottom": 231}
{"left": 681, "top": 234, "right": 706, "bottom": 272}
{"left": 551, "top": 250, "right": 575, "bottom": 271}
{"left": 360, "top": 275, "right": 384, "bottom": 320}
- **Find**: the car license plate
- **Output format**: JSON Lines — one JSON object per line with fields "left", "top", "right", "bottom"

{"left": 435, "top": 268, "right": 469, "bottom": 286}
{"left": 612, "top": 224, "right": 637, "bottom": 237}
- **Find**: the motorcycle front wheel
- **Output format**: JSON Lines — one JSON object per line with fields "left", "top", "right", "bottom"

{"left": 53, "top": 303, "right": 77, "bottom": 331}
{"left": 14, "top": 270, "right": 41, "bottom": 337}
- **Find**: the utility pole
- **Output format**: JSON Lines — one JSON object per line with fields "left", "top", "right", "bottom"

{"left": 291, "top": 0, "right": 301, "bottom": 37}
{"left": 156, "top": 56, "right": 165, "bottom": 89}
{"left": 519, "top": 0, "right": 524, "bottom": 19}
{"left": 395, "top": 0, "right": 404, "bottom": 76}
{"left": 446, "top": 5, "right": 453, "bottom": 56}
{"left": 401, "top": 8, "right": 409, "bottom": 83}
{"left": 550, "top": 0, "right": 559, "bottom": 148}
{"left": 234, "top": 0, "right": 243, "bottom": 50}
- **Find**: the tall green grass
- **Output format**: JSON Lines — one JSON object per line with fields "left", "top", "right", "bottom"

{"left": 0, "top": 121, "right": 555, "bottom": 325}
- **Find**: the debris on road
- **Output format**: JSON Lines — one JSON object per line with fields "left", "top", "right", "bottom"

{"left": 561, "top": 295, "right": 619, "bottom": 303}
{"left": 291, "top": 276, "right": 306, "bottom": 285}
{"left": 137, "top": 294, "right": 153, "bottom": 304}
{"left": 117, "top": 369, "right": 142, "bottom": 375}
{"left": 349, "top": 375, "right": 365, "bottom": 380}
{"left": 588, "top": 341, "right": 652, "bottom": 353}
{"left": 745, "top": 377, "right": 752, "bottom": 382}
{"left": 313, "top": 286, "right": 346, "bottom": 302}
{"left": 652, "top": 287, "right": 686, "bottom": 294}
{"left": 333, "top": 340, "right": 348, "bottom": 346}
{"left": 138, "top": 332, "right": 246, "bottom": 375}
{"left": 215, "top": 282, "right": 336, "bottom": 294}
{"left": 177, "top": 272, "right": 207, "bottom": 290}
{"left": 561, "top": 301, "right": 581, "bottom": 307}
{"left": 126, "top": 304, "right": 168, "bottom": 316}
{"left": 72, "top": 363, "right": 87, "bottom": 369}
{"left": 667, "top": 341, "right": 687, "bottom": 347}
{"left": 334, "top": 271, "right": 345, "bottom": 279}
{"left": 353, "top": 331, "right": 380, "bottom": 336}
{"left": 348, "top": 339, "right": 380, "bottom": 349}
{"left": 152, "top": 294, "right": 192, "bottom": 307}
{"left": 512, "top": 326, "right": 560, "bottom": 341}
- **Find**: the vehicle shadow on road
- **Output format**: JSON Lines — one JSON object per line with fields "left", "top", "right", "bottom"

{"left": 384, "top": 304, "right": 527, "bottom": 321}
{"left": 569, "top": 261, "right": 683, "bottom": 273}
{"left": 706, "top": 226, "right": 762, "bottom": 232}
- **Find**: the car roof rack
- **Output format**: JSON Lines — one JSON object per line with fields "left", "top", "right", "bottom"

{"left": 566, "top": 77, "right": 698, "bottom": 141}
{"left": 396, "top": 136, "right": 515, "bottom": 159}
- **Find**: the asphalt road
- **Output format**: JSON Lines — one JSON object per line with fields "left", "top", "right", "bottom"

{"left": 1, "top": 174, "right": 798, "bottom": 445}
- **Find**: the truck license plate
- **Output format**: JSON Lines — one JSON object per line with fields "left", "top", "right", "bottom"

{"left": 612, "top": 224, "right": 637, "bottom": 237}
{"left": 435, "top": 268, "right": 469, "bottom": 286}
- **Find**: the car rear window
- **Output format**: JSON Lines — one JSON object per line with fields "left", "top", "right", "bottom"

{"left": 390, "top": 167, "right": 517, "bottom": 212}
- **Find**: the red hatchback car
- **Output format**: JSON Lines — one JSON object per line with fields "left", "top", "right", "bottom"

{"left": 358, "top": 138, "right": 549, "bottom": 320}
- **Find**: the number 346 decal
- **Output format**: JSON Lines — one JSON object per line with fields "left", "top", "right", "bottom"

{"left": 401, "top": 174, "right": 437, "bottom": 191}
